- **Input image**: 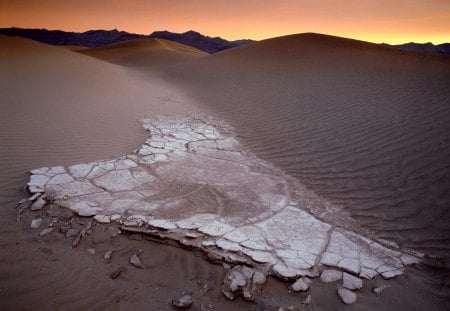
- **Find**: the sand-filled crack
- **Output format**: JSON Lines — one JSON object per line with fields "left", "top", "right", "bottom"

{"left": 24, "top": 115, "right": 421, "bottom": 304}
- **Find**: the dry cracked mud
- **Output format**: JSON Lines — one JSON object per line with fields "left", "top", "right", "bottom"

{"left": 22, "top": 115, "right": 421, "bottom": 304}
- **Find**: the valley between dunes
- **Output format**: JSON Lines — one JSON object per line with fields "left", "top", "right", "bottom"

{"left": 0, "top": 34, "right": 449, "bottom": 310}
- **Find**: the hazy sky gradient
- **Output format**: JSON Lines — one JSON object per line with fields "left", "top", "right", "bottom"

{"left": 1, "top": 0, "right": 449, "bottom": 43}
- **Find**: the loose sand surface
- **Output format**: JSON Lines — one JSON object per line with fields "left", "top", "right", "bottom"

{"left": 1, "top": 34, "right": 449, "bottom": 310}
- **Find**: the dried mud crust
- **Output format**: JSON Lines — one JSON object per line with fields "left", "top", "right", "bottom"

{"left": 21, "top": 115, "right": 422, "bottom": 304}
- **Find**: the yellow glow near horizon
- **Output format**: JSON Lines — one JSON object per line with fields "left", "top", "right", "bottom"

{"left": 1, "top": 0, "right": 449, "bottom": 44}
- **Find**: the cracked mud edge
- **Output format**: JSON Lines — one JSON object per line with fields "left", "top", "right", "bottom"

{"left": 19, "top": 114, "right": 423, "bottom": 304}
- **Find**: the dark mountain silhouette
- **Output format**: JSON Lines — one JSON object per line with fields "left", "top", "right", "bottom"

{"left": 0, "top": 27, "right": 253, "bottom": 53}
{"left": 0, "top": 28, "right": 144, "bottom": 47}
{"left": 149, "top": 30, "right": 253, "bottom": 53}
{"left": 386, "top": 42, "right": 450, "bottom": 56}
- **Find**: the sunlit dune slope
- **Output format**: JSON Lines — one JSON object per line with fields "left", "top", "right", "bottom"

{"left": 163, "top": 33, "right": 450, "bottom": 260}
{"left": 0, "top": 35, "right": 199, "bottom": 167}
{"left": 79, "top": 38, "right": 207, "bottom": 69}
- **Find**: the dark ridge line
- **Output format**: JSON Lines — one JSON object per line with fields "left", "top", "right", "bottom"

{"left": 0, "top": 27, "right": 254, "bottom": 54}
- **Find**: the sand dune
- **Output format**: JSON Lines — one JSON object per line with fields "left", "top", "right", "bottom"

{"left": 163, "top": 33, "right": 450, "bottom": 262}
{"left": 0, "top": 35, "right": 203, "bottom": 166}
{"left": 59, "top": 45, "right": 88, "bottom": 52}
{"left": 79, "top": 38, "right": 207, "bottom": 69}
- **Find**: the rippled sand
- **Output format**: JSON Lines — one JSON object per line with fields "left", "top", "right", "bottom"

{"left": 1, "top": 34, "right": 449, "bottom": 309}
{"left": 164, "top": 33, "right": 450, "bottom": 262}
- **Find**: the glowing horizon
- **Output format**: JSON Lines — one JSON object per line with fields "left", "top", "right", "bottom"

{"left": 1, "top": 0, "right": 449, "bottom": 44}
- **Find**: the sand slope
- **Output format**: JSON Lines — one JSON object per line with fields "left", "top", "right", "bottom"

{"left": 0, "top": 35, "right": 202, "bottom": 167}
{"left": 164, "top": 33, "right": 450, "bottom": 261}
{"left": 79, "top": 38, "right": 207, "bottom": 69}
{"left": 0, "top": 35, "right": 209, "bottom": 310}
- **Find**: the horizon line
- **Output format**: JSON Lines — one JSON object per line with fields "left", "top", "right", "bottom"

{"left": 2, "top": 26, "right": 449, "bottom": 46}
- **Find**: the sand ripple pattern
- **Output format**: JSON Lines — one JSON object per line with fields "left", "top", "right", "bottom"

{"left": 166, "top": 34, "right": 450, "bottom": 261}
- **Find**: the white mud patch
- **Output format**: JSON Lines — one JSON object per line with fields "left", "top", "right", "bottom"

{"left": 24, "top": 115, "right": 421, "bottom": 304}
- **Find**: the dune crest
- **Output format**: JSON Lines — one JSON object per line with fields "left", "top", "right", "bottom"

{"left": 79, "top": 38, "right": 207, "bottom": 69}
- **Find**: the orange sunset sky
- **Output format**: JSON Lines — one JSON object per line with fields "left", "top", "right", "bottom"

{"left": 1, "top": 0, "right": 449, "bottom": 44}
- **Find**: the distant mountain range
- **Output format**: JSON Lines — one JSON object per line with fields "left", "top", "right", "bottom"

{"left": 1, "top": 27, "right": 449, "bottom": 56}
{"left": 0, "top": 27, "right": 253, "bottom": 54}
{"left": 388, "top": 42, "right": 450, "bottom": 56}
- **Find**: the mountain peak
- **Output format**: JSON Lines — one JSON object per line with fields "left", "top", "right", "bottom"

{"left": 183, "top": 30, "right": 201, "bottom": 35}
{"left": 148, "top": 30, "right": 254, "bottom": 53}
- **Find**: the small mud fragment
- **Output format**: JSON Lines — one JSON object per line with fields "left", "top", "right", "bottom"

{"left": 129, "top": 253, "right": 144, "bottom": 269}
{"left": 172, "top": 294, "right": 193, "bottom": 309}
{"left": 373, "top": 284, "right": 391, "bottom": 294}
{"left": 338, "top": 287, "right": 357, "bottom": 305}
{"left": 39, "top": 227, "right": 54, "bottom": 236}
{"left": 30, "top": 218, "right": 43, "bottom": 229}
{"left": 221, "top": 265, "right": 267, "bottom": 301}
{"left": 104, "top": 250, "right": 113, "bottom": 263}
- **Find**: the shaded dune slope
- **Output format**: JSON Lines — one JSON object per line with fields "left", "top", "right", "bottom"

{"left": 59, "top": 45, "right": 88, "bottom": 52}
{"left": 80, "top": 38, "right": 207, "bottom": 69}
{"left": 163, "top": 33, "right": 450, "bottom": 261}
